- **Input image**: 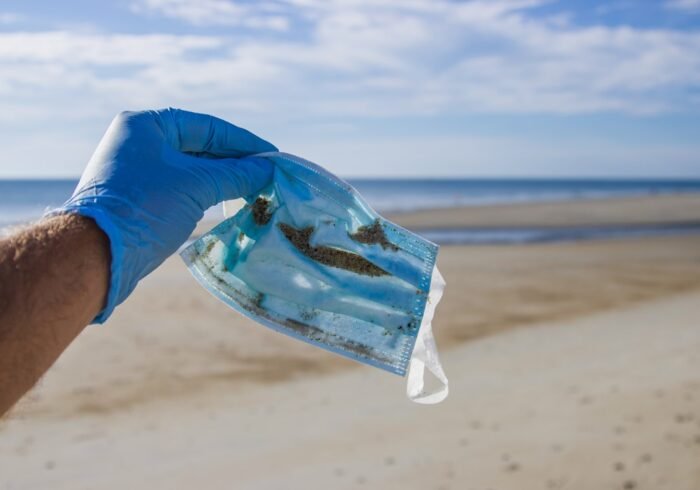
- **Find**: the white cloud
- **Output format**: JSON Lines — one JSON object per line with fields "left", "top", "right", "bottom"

{"left": 1, "top": 0, "right": 700, "bottom": 176}
{"left": 0, "top": 1, "right": 698, "bottom": 124}
{"left": 0, "top": 31, "right": 221, "bottom": 65}
{"left": 131, "top": 0, "right": 290, "bottom": 30}
{"left": 666, "top": 0, "right": 700, "bottom": 12}
{"left": 121, "top": 0, "right": 700, "bottom": 116}
{"left": 0, "top": 12, "right": 22, "bottom": 25}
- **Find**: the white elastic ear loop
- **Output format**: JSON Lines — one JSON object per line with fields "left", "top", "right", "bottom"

{"left": 407, "top": 266, "right": 448, "bottom": 404}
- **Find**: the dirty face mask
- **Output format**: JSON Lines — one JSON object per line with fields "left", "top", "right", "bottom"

{"left": 181, "top": 152, "right": 448, "bottom": 404}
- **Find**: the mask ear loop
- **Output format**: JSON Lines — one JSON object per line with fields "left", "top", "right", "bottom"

{"left": 407, "top": 266, "right": 449, "bottom": 404}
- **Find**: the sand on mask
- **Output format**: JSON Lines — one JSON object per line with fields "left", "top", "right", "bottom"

{"left": 251, "top": 197, "right": 272, "bottom": 225}
{"left": 278, "top": 223, "right": 390, "bottom": 277}
{"left": 181, "top": 151, "right": 448, "bottom": 404}
{"left": 350, "top": 219, "right": 399, "bottom": 252}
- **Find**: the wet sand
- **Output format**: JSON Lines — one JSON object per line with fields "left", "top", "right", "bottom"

{"left": 2, "top": 195, "right": 700, "bottom": 489}
{"left": 387, "top": 193, "right": 700, "bottom": 229}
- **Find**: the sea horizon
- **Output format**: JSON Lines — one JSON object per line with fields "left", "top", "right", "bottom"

{"left": 2, "top": 177, "right": 700, "bottom": 244}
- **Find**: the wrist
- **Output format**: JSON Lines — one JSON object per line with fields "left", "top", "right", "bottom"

{"left": 53, "top": 205, "right": 124, "bottom": 323}
{"left": 54, "top": 196, "right": 183, "bottom": 322}
{"left": 38, "top": 213, "right": 111, "bottom": 322}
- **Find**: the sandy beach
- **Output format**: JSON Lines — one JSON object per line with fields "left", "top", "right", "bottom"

{"left": 386, "top": 193, "right": 700, "bottom": 229}
{"left": 2, "top": 195, "right": 700, "bottom": 489}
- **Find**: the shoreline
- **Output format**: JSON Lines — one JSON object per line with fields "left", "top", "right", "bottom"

{"left": 2, "top": 192, "right": 698, "bottom": 239}
{"left": 385, "top": 193, "right": 700, "bottom": 229}
{"left": 191, "top": 193, "right": 700, "bottom": 244}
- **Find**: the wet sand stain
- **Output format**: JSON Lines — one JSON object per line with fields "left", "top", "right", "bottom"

{"left": 350, "top": 219, "right": 399, "bottom": 251}
{"left": 279, "top": 223, "right": 389, "bottom": 277}
{"left": 283, "top": 317, "right": 393, "bottom": 364}
{"left": 252, "top": 197, "right": 272, "bottom": 225}
{"left": 203, "top": 239, "right": 216, "bottom": 256}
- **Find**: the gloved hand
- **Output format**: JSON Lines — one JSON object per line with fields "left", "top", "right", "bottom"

{"left": 55, "top": 108, "right": 277, "bottom": 323}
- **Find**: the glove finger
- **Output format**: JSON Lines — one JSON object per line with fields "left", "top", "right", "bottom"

{"left": 161, "top": 108, "right": 277, "bottom": 158}
{"left": 187, "top": 155, "right": 274, "bottom": 208}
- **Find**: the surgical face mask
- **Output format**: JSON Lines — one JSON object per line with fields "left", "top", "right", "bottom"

{"left": 181, "top": 152, "right": 448, "bottom": 404}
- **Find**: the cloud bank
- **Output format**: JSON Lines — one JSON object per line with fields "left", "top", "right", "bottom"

{"left": 1, "top": 0, "right": 699, "bottom": 126}
{"left": 0, "top": 0, "right": 699, "bottom": 177}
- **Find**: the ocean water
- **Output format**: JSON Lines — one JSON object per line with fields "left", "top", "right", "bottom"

{"left": 420, "top": 222, "right": 700, "bottom": 245}
{"left": 0, "top": 180, "right": 78, "bottom": 228}
{"left": 350, "top": 178, "right": 700, "bottom": 212}
{"left": 2, "top": 178, "right": 700, "bottom": 244}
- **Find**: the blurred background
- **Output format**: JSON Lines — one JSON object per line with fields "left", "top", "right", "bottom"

{"left": 1, "top": 1, "right": 700, "bottom": 489}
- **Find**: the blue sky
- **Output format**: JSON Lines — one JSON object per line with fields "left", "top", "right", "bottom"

{"left": 0, "top": 0, "right": 699, "bottom": 178}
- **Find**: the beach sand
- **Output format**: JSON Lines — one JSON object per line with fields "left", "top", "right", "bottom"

{"left": 386, "top": 193, "right": 700, "bottom": 228}
{"left": 1, "top": 195, "right": 700, "bottom": 489}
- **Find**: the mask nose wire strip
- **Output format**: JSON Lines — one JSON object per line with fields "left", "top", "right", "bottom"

{"left": 407, "top": 266, "right": 449, "bottom": 404}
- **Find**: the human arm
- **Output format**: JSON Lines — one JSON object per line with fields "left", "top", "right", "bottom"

{"left": 0, "top": 108, "right": 276, "bottom": 416}
{"left": 0, "top": 214, "right": 109, "bottom": 415}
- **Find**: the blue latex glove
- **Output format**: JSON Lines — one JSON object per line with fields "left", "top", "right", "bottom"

{"left": 56, "top": 108, "right": 277, "bottom": 323}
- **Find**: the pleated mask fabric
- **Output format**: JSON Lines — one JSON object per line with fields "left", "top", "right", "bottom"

{"left": 181, "top": 152, "right": 448, "bottom": 403}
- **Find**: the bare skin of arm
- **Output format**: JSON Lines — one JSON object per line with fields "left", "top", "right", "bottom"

{"left": 0, "top": 214, "right": 109, "bottom": 416}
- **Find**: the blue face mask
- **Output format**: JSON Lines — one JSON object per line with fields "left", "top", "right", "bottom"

{"left": 181, "top": 152, "right": 448, "bottom": 403}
